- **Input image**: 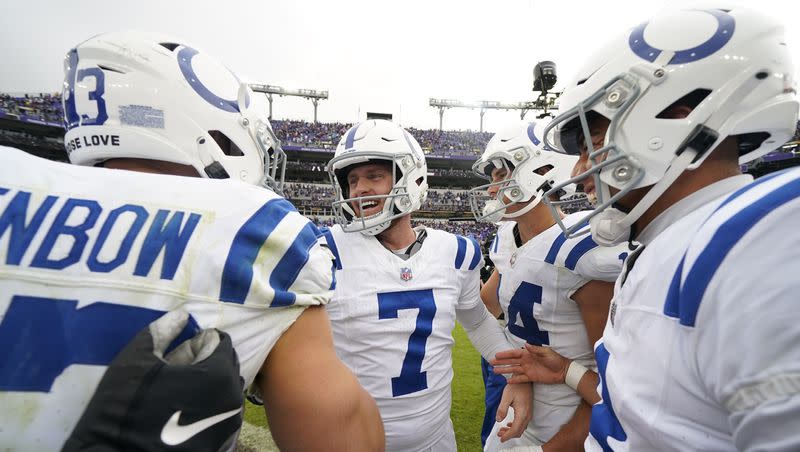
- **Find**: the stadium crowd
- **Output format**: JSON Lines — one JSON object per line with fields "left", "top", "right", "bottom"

{"left": 0, "top": 128, "right": 63, "bottom": 152}
{"left": 283, "top": 182, "right": 474, "bottom": 214}
{"left": 0, "top": 93, "right": 62, "bottom": 123}
{"left": 307, "top": 216, "right": 496, "bottom": 246}
{"left": 407, "top": 126, "right": 491, "bottom": 157}
{"left": 0, "top": 94, "right": 491, "bottom": 158}
{"left": 284, "top": 160, "right": 477, "bottom": 181}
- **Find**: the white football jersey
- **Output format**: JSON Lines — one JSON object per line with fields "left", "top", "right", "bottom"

{"left": 586, "top": 171, "right": 800, "bottom": 451}
{"left": 0, "top": 147, "right": 334, "bottom": 450}
{"left": 322, "top": 224, "right": 484, "bottom": 452}
{"left": 490, "top": 213, "right": 626, "bottom": 444}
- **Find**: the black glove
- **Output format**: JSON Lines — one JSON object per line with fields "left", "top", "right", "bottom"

{"left": 63, "top": 310, "right": 244, "bottom": 452}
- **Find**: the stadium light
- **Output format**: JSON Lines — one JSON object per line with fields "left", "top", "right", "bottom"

{"left": 249, "top": 84, "right": 329, "bottom": 123}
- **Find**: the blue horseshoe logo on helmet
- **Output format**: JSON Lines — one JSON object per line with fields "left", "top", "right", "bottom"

{"left": 526, "top": 122, "right": 541, "bottom": 146}
{"left": 177, "top": 46, "right": 249, "bottom": 113}
{"left": 629, "top": 9, "right": 735, "bottom": 65}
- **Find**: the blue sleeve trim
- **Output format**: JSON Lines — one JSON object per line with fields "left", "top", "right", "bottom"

{"left": 565, "top": 235, "right": 599, "bottom": 271}
{"left": 468, "top": 236, "right": 482, "bottom": 270}
{"left": 269, "top": 222, "right": 319, "bottom": 307}
{"left": 220, "top": 198, "right": 294, "bottom": 304}
{"left": 455, "top": 235, "right": 467, "bottom": 269}
{"left": 544, "top": 232, "right": 567, "bottom": 265}
{"left": 319, "top": 227, "right": 342, "bottom": 270}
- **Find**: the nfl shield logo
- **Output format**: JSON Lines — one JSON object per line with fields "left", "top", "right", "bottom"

{"left": 400, "top": 267, "right": 413, "bottom": 281}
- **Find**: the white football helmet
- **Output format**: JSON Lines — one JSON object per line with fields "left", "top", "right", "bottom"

{"left": 62, "top": 31, "right": 285, "bottom": 192}
{"left": 542, "top": 5, "right": 798, "bottom": 245}
{"left": 326, "top": 120, "right": 428, "bottom": 235}
{"left": 470, "top": 120, "right": 579, "bottom": 223}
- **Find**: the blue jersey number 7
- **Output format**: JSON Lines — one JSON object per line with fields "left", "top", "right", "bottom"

{"left": 377, "top": 289, "right": 436, "bottom": 397}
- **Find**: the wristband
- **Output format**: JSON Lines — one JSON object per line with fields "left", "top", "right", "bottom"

{"left": 565, "top": 360, "right": 588, "bottom": 391}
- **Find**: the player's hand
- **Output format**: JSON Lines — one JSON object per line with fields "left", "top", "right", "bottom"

{"left": 491, "top": 343, "right": 570, "bottom": 385}
{"left": 63, "top": 309, "right": 244, "bottom": 452}
{"left": 495, "top": 382, "right": 533, "bottom": 442}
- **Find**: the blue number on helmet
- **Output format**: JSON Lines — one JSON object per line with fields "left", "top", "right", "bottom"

{"left": 63, "top": 49, "right": 109, "bottom": 130}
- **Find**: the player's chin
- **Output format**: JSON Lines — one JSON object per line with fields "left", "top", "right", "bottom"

{"left": 504, "top": 200, "right": 528, "bottom": 215}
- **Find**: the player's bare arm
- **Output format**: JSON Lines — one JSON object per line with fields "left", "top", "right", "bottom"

{"left": 493, "top": 382, "right": 533, "bottom": 442}
{"left": 259, "top": 306, "right": 384, "bottom": 451}
{"left": 480, "top": 269, "right": 503, "bottom": 318}
{"left": 539, "top": 401, "right": 592, "bottom": 452}
{"left": 492, "top": 344, "right": 600, "bottom": 406}
{"left": 458, "top": 290, "right": 532, "bottom": 442}
{"left": 571, "top": 280, "right": 615, "bottom": 346}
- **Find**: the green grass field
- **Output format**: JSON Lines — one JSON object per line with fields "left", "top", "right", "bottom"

{"left": 240, "top": 323, "right": 486, "bottom": 451}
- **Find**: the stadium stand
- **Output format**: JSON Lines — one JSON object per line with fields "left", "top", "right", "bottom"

{"left": 3, "top": 91, "right": 799, "bottom": 248}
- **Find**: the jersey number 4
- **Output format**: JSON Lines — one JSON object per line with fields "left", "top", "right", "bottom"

{"left": 507, "top": 281, "right": 549, "bottom": 346}
{"left": 377, "top": 289, "right": 436, "bottom": 397}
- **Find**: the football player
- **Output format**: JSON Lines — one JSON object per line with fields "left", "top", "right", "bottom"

{"left": 492, "top": 4, "right": 800, "bottom": 451}
{"left": 0, "top": 32, "right": 382, "bottom": 451}
{"left": 469, "top": 120, "right": 627, "bottom": 452}
{"left": 321, "top": 119, "right": 530, "bottom": 451}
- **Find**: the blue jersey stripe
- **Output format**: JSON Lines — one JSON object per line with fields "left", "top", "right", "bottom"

{"left": 666, "top": 173, "right": 789, "bottom": 320}
{"left": 671, "top": 175, "right": 800, "bottom": 327}
{"left": 491, "top": 235, "right": 499, "bottom": 254}
{"left": 565, "top": 235, "right": 599, "bottom": 270}
{"left": 663, "top": 255, "right": 685, "bottom": 319}
{"left": 319, "top": 227, "right": 342, "bottom": 270}
{"left": 220, "top": 198, "right": 295, "bottom": 304}
{"left": 270, "top": 222, "right": 320, "bottom": 307}
{"left": 544, "top": 232, "right": 567, "bottom": 265}
{"left": 455, "top": 235, "right": 467, "bottom": 269}
{"left": 716, "top": 170, "right": 788, "bottom": 212}
{"left": 468, "top": 236, "right": 482, "bottom": 270}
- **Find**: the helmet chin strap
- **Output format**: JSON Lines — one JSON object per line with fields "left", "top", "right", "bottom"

{"left": 501, "top": 196, "right": 540, "bottom": 219}
{"left": 482, "top": 195, "right": 539, "bottom": 223}
{"left": 590, "top": 149, "right": 697, "bottom": 246}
